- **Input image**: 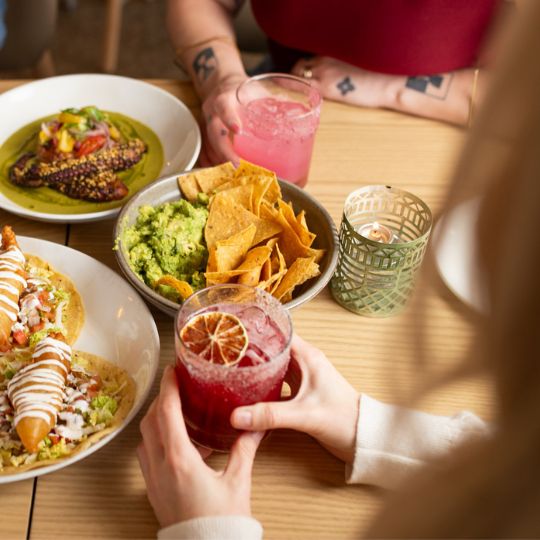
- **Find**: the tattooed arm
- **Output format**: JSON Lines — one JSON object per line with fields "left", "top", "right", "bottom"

{"left": 293, "top": 57, "right": 485, "bottom": 126}
{"left": 167, "top": 0, "right": 248, "bottom": 163}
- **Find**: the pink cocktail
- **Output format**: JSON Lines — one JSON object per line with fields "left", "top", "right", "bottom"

{"left": 174, "top": 284, "right": 292, "bottom": 452}
{"left": 233, "top": 74, "right": 322, "bottom": 188}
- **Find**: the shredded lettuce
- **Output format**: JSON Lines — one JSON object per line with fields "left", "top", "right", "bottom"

{"left": 28, "top": 327, "right": 63, "bottom": 347}
{"left": 37, "top": 438, "right": 69, "bottom": 461}
{"left": 88, "top": 395, "right": 118, "bottom": 426}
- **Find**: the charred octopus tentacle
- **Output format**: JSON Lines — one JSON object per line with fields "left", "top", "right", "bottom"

{"left": 9, "top": 138, "right": 146, "bottom": 202}
{"left": 51, "top": 170, "right": 129, "bottom": 202}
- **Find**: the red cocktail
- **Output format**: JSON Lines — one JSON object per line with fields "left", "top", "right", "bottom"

{"left": 174, "top": 284, "right": 292, "bottom": 452}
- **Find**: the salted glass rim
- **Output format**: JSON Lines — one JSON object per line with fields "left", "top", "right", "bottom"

{"left": 175, "top": 283, "right": 293, "bottom": 372}
{"left": 235, "top": 72, "right": 322, "bottom": 121}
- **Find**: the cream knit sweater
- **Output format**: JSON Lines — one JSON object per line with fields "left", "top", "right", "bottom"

{"left": 158, "top": 394, "right": 488, "bottom": 539}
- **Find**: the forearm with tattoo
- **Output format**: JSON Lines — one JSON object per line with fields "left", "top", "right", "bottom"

{"left": 192, "top": 47, "right": 218, "bottom": 83}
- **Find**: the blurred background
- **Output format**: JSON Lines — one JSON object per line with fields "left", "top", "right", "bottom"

{"left": 0, "top": 0, "right": 267, "bottom": 79}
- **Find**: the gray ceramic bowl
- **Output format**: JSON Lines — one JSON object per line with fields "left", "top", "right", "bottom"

{"left": 114, "top": 172, "right": 338, "bottom": 317}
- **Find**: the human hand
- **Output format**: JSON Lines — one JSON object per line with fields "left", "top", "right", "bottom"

{"left": 199, "top": 73, "right": 248, "bottom": 166}
{"left": 138, "top": 365, "right": 264, "bottom": 528}
{"left": 231, "top": 334, "right": 360, "bottom": 463}
{"left": 292, "top": 56, "right": 395, "bottom": 109}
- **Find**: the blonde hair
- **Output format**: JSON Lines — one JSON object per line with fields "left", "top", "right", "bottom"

{"left": 368, "top": 2, "right": 540, "bottom": 537}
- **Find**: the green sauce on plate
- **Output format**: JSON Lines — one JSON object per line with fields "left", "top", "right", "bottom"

{"left": 0, "top": 111, "right": 163, "bottom": 215}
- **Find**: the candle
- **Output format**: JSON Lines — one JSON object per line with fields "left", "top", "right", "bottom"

{"left": 357, "top": 221, "right": 394, "bottom": 243}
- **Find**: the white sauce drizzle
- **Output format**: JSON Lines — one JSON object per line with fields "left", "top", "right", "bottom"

{"left": 0, "top": 245, "right": 26, "bottom": 328}
{"left": 7, "top": 336, "right": 72, "bottom": 427}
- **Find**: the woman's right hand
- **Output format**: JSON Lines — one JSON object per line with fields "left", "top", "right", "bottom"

{"left": 231, "top": 334, "right": 360, "bottom": 463}
{"left": 199, "top": 74, "right": 247, "bottom": 166}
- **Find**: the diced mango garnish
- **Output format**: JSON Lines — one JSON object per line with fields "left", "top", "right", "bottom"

{"left": 58, "top": 129, "right": 75, "bottom": 153}
{"left": 38, "top": 130, "right": 49, "bottom": 144}
{"left": 59, "top": 112, "right": 83, "bottom": 125}
{"left": 109, "top": 124, "right": 121, "bottom": 141}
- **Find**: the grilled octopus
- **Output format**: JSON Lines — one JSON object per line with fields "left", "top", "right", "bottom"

{"left": 9, "top": 139, "right": 146, "bottom": 202}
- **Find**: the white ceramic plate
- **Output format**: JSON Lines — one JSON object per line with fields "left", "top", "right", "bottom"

{"left": 0, "top": 74, "right": 201, "bottom": 223}
{"left": 0, "top": 237, "right": 160, "bottom": 484}
{"left": 433, "top": 198, "right": 487, "bottom": 312}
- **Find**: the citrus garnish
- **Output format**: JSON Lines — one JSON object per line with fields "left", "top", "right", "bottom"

{"left": 180, "top": 311, "right": 248, "bottom": 366}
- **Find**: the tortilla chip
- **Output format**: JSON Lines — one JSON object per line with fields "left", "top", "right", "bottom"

{"left": 273, "top": 256, "right": 321, "bottom": 301}
{"left": 205, "top": 193, "right": 282, "bottom": 249}
{"left": 216, "top": 175, "right": 281, "bottom": 205}
{"left": 273, "top": 208, "right": 311, "bottom": 266}
{"left": 236, "top": 245, "right": 272, "bottom": 287}
{"left": 216, "top": 184, "right": 253, "bottom": 211}
{"left": 213, "top": 225, "right": 256, "bottom": 272}
{"left": 194, "top": 162, "right": 235, "bottom": 194}
{"left": 178, "top": 173, "right": 201, "bottom": 203}
{"left": 278, "top": 200, "right": 316, "bottom": 247}
{"left": 154, "top": 275, "right": 193, "bottom": 300}
{"left": 205, "top": 269, "right": 250, "bottom": 286}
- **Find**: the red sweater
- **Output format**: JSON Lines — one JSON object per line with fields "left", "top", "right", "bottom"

{"left": 251, "top": 0, "right": 499, "bottom": 75}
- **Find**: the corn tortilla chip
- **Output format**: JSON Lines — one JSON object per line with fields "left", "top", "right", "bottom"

{"left": 205, "top": 269, "right": 250, "bottom": 286}
{"left": 278, "top": 200, "right": 316, "bottom": 247}
{"left": 213, "top": 225, "right": 256, "bottom": 272}
{"left": 236, "top": 245, "right": 272, "bottom": 287}
{"left": 194, "top": 162, "right": 235, "bottom": 194}
{"left": 178, "top": 173, "right": 201, "bottom": 203}
{"left": 273, "top": 257, "right": 320, "bottom": 301}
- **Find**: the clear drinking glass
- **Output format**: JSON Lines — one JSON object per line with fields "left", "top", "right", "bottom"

{"left": 174, "top": 284, "right": 292, "bottom": 452}
{"left": 233, "top": 73, "right": 322, "bottom": 188}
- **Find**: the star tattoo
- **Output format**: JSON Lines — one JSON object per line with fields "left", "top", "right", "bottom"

{"left": 337, "top": 76, "right": 355, "bottom": 96}
{"left": 193, "top": 47, "right": 218, "bottom": 83}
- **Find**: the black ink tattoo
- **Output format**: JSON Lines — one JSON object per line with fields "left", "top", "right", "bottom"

{"left": 192, "top": 47, "right": 217, "bottom": 83}
{"left": 220, "top": 129, "right": 227, "bottom": 136}
{"left": 405, "top": 74, "right": 453, "bottom": 100}
{"left": 206, "top": 114, "right": 213, "bottom": 124}
{"left": 337, "top": 77, "right": 355, "bottom": 96}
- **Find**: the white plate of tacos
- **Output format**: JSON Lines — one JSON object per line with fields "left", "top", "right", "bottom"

{"left": 0, "top": 228, "right": 160, "bottom": 483}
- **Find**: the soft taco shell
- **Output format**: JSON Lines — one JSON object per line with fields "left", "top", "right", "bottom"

{"left": 0, "top": 350, "right": 136, "bottom": 475}
{"left": 25, "top": 254, "right": 85, "bottom": 345}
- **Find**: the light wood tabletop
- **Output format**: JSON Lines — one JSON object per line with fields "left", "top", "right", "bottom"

{"left": 0, "top": 79, "right": 491, "bottom": 540}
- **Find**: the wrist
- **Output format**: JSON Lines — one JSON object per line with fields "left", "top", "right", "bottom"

{"left": 379, "top": 75, "right": 406, "bottom": 109}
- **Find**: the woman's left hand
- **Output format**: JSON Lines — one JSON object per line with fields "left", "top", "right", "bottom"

{"left": 137, "top": 365, "right": 264, "bottom": 529}
{"left": 292, "top": 56, "right": 396, "bottom": 108}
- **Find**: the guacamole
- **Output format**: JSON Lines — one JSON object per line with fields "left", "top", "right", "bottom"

{"left": 119, "top": 199, "right": 208, "bottom": 302}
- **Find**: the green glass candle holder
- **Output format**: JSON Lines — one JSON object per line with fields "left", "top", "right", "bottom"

{"left": 330, "top": 185, "right": 432, "bottom": 317}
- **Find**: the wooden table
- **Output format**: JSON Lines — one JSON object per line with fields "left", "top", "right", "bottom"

{"left": 0, "top": 80, "right": 491, "bottom": 540}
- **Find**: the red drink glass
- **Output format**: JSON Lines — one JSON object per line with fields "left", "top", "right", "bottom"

{"left": 233, "top": 73, "right": 322, "bottom": 188}
{"left": 174, "top": 284, "right": 292, "bottom": 452}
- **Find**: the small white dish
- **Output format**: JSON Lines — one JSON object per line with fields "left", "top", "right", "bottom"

{"left": 0, "top": 237, "right": 160, "bottom": 484}
{"left": 433, "top": 198, "right": 487, "bottom": 312}
{"left": 0, "top": 74, "right": 201, "bottom": 223}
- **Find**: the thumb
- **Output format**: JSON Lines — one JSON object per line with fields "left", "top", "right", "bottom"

{"left": 231, "top": 400, "right": 303, "bottom": 432}
{"left": 225, "top": 430, "right": 264, "bottom": 480}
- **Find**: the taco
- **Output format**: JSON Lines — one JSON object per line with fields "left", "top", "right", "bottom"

{"left": 0, "top": 343, "right": 135, "bottom": 474}
{"left": 8, "top": 252, "right": 84, "bottom": 351}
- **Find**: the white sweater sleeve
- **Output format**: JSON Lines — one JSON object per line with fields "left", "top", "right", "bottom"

{"left": 158, "top": 515, "right": 263, "bottom": 540}
{"left": 346, "top": 394, "right": 489, "bottom": 490}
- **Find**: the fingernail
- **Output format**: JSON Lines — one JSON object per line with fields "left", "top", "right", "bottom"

{"left": 231, "top": 123, "right": 240, "bottom": 134}
{"left": 234, "top": 410, "right": 252, "bottom": 428}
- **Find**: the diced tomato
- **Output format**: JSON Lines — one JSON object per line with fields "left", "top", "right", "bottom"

{"left": 12, "top": 330, "right": 28, "bottom": 346}
{"left": 29, "top": 320, "right": 45, "bottom": 333}
{"left": 49, "top": 434, "right": 60, "bottom": 445}
{"left": 37, "top": 290, "right": 49, "bottom": 303}
{"left": 75, "top": 135, "right": 106, "bottom": 158}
